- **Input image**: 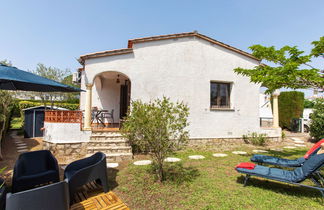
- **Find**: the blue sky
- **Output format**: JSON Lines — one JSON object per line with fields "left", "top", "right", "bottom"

{"left": 0, "top": 0, "right": 323, "bottom": 95}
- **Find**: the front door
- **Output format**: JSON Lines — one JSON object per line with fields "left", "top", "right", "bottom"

{"left": 120, "top": 83, "right": 130, "bottom": 119}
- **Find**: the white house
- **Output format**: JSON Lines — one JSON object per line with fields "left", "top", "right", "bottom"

{"left": 43, "top": 32, "right": 281, "bottom": 161}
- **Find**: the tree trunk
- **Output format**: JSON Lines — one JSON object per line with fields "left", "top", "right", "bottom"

{"left": 0, "top": 118, "right": 6, "bottom": 161}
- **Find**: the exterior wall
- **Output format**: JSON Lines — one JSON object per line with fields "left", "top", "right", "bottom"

{"left": 81, "top": 37, "right": 273, "bottom": 139}
{"left": 43, "top": 122, "right": 91, "bottom": 143}
{"left": 91, "top": 76, "right": 124, "bottom": 122}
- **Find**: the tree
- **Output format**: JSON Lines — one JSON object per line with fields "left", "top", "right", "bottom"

{"left": 309, "top": 98, "right": 324, "bottom": 141}
{"left": 304, "top": 99, "right": 315, "bottom": 108}
{"left": 31, "top": 63, "right": 71, "bottom": 108}
{"left": 0, "top": 91, "right": 13, "bottom": 160}
{"left": 234, "top": 37, "right": 324, "bottom": 94}
{"left": 121, "top": 97, "right": 189, "bottom": 182}
{"left": 61, "top": 75, "right": 80, "bottom": 103}
{"left": 0, "top": 60, "right": 12, "bottom": 66}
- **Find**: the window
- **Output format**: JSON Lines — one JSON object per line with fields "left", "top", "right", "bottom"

{"left": 210, "top": 82, "right": 231, "bottom": 108}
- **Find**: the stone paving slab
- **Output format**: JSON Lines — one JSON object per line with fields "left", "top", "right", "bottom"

{"left": 294, "top": 144, "right": 306, "bottom": 147}
{"left": 164, "top": 157, "right": 181, "bottom": 162}
{"left": 107, "top": 163, "right": 119, "bottom": 168}
{"left": 252, "top": 150, "right": 268, "bottom": 153}
{"left": 17, "top": 149, "right": 28, "bottom": 153}
{"left": 188, "top": 155, "right": 205, "bottom": 160}
{"left": 283, "top": 146, "right": 297, "bottom": 149}
{"left": 232, "top": 151, "right": 247, "bottom": 155}
{"left": 133, "top": 160, "right": 152, "bottom": 165}
{"left": 212, "top": 153, "right": 228, "bottom": 157}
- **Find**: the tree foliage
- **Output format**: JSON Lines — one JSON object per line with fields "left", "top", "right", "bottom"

{"left": 277, "top": 91, "right": 304, "bottom": 130}
{"left": 121, "top": 97, "right": 189, "bottom": 182}
{"left": 0, "top": 59, "right": 12, "bottom": 66}
{"left": 304, "top": 99, "right": 315, "bottom": 108}
{"left": 31, "top": 63, "right": 72, "bottom": 108}
{"left": 0, "top": 91, "right": 14, "bottom": 160}
{"left": 234, "top": 37, "right": 324, "bottom": 94}
{"left": 309, "top": 98, "right": 324, "bottom": 141}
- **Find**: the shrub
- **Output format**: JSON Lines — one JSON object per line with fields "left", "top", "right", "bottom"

{"left": 243, "top": 132, "right": 268, "bottom": 146}
{"left": 121, "top": 97, "right": 189, "bottom": 182}
{"left": 310, "top": 98, "right": 324, "bottom": 141}
{"left": 0, "top": 91, "right": 14, "bottom": 159}
{"left": 277, "top": 91, "right": 304, "bottom": 130}
{"left": 18, "top": 101, "right": 79, "bottom": 111}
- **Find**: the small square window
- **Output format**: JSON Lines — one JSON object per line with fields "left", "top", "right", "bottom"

{"left": 210, "top": 82, "right": 231, "bottom": 108}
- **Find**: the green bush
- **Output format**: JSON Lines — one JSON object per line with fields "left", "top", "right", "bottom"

{"left": 18, "top": 101, "right": 79, "bottom": 111}
{"left": 243, "top": 132, "right": 268, "bottom": 146}
{"left": 304, "top": 99, "right": 315, "bottom": 108}
{"left": 278, "top": 91, "right": 304, "bottom": 130}
{"left": 121, "top": 97, "right": 189, "bottom": 182}
{"left": 310, "top": 98, "right": 324, "bottom": 141}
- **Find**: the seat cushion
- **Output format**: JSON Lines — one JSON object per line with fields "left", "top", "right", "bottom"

{"left": 251, "top": 154, "right": 305, "bottom": 167}
{"left": 14, "top": 170, "right": 59, "bottom": 192}
{"left": 236, "top": 165, "right": 305, "bottom": 183}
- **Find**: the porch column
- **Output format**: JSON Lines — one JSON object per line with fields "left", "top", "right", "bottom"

{"left": 272, "top": 90, "right": 280, "bottom": 128}
{"left": 84, "top": 83, "right": 93, "bottom": 130}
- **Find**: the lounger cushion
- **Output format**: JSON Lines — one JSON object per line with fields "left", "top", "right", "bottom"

{"left": 236, "top": 162, "right": 256, "bottom": 169}
{"left": 251, "top": 155, "right": 305, "bottom": 167}
{"left": 301, "top": 153, "right": 324, "bottom": 177}
{"left": 304, "top": 139, "right": 324, "bottom": 159}
{"left": 236, "top": 165, "right": 305, "bottom": 183}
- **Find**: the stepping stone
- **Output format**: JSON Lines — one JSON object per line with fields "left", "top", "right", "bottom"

{"left": 16, "top": 143, "right": 26, "bottom": 146}
{"left": 164, "top": 157, "right": 181, "bottom": 162}
{"left": 293, "top": 140, "right": 305, "bottom": 144}
{"left": 212, "top": 153, "right": 228, "bottom": 157}
{"left": 252, "top": 150, "right": 268, "bottom": 153}
{"left": 188, "top": 155, "right": 205, "bottom": 160}
{"left": 17, "top": 146, "right": 27, "bottom": 149}
{"left": 283, "top": 146, "right": 297, "bottom": 149}
{"left": 291, "top": 137, "right": 302, "bottom": 141}
{"left": 232, "top": 151, "right": 248, "bottom": 155}
{"left": 107, "top": 163, "right": 119, "bottom": 168}
{"left": 295, "top": 144, "right": 306, "bottom": 147}
{"left": 133, "top": 160, "right": 152, "bottom": 166}
{"left": 270, "top": 148, "right": 283, "bottom": 152}
{"left": 17, "top": 149, "right": 28, "bottom": 153}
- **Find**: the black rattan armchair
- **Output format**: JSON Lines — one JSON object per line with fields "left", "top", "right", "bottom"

{"left": 12, "top": 150, "right": 60, "bottom": 193}
{"left": 6, "top": 181, "right": 69, "bottom": 210}
{"left": 64, "top": 152, "right": 109, "bottom": 202}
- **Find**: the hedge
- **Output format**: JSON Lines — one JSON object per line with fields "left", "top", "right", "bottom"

{"left": 309, "top": 98, "right": 324, "bottom": 141}
{"left": 278, "top": 91, "right": 304, "bottom": 130}
{"left": 18, "top": 101, "right": 79, "bottom": 111}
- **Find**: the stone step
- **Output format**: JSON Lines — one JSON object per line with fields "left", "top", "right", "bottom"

{"left": 105, "top": 153, "right": 133, "bottom": 162}
{"left": 90, "top": 131, "right": 122, "bottom": 137}
{"left": 87, "top": 146, "right": 132, "bottom": 154}
{"left": 90, "top": 135, "right": 126, "bottom": 141}
{"left": 88, "top": 140, "right": 129, "bottom": 147}
{"left": 86, "top": 152, "right": 133, "bottom": 162}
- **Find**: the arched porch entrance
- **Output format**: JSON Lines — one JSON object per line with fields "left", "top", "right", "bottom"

{"left": 83, "top": 71, "right": 131, "bottom": 130}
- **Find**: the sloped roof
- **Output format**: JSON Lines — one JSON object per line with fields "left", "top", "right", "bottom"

{"left": 79, "top": 31, "right": 260, "bottom": 65}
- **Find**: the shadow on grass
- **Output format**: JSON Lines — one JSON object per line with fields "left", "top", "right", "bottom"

{"left": 236, "top": 175, "right": 323, "bottom": 201}
{"left": 266, "top": 149, "right": 307, "bottom": 158}
{"left": 147, "top": 162, "right": 200, "bottom": 185}
{"left": 107, "top": 168, "right": 119, "bottom": 190}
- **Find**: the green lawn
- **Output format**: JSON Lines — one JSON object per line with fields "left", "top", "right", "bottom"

{"left": 10, "top": 117, "right": 23, "bottom": 129}
{"left": 113, "top": 146, "right": 323, "bottom": 209}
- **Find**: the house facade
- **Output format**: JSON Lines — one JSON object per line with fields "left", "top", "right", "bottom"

{"left": 79, "top": 32, "right": 280, "bottom": 138}
{"left": 43, "top": 32, "right": 281, "bottom": 161}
